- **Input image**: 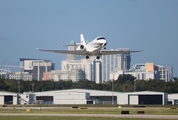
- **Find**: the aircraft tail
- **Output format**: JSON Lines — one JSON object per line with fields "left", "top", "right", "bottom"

{"left": 80, "top": 34, "right": 86, "bottom": 47}
{"left": 76, "top": 34, "right": 86, "bottom": 50}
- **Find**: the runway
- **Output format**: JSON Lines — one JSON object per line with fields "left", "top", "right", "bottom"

{"left": 0, "top": 113, "right": 178, "bottom": 119}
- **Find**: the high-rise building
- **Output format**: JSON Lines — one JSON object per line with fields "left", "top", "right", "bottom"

{"left": 32, "top": 61, "right": 54, "bottom": 80}
{"left": 110, "top": 62, "right": 173, "bottom": 82}
{"left": 95, "top": 61, "right": 102, "bottom": 84}
{"left": 67, "top": 40, "right": 76, "bottom": 60}
{"left": 66, "top": 47, "right": 131, "bottom": 83}
{"left": 157, "top": 65, "right": 173, "bottom": 82}
{"left": 20, "top": 58, "right": 54, "bottom": 81}
{"left": 9, "top": 72, "right": 32, "bottom": 81}
{"left": 102, "top": 48, "right": 131, "bottom": 82}
{"left": 61, "top": 58, "right": 102, "bottom": 83}
{"left": 50, "top": 69, "right": 85, "bottom": 82}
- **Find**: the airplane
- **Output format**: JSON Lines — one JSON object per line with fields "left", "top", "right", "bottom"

{"left": 37, "top": 34, "right": 143, "bottom": 60}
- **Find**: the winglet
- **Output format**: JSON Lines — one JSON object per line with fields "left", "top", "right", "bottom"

{"left": 138, "top": 50, "right": 144, "bottom": 52}
{"left": 131, "top": 50, "right": 144, "bottom": 53}
{"left": 36, "top": 48, "right": 42, "bottom": 51}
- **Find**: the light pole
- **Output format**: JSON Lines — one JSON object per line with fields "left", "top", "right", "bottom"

{"left": 32, "top": 83, "right": 35, "bottom": 92}
{"left": 134, "top": 79, "right": 136, "bottom": 92}
{"left": 134, "top": 72, "right": 138, "bottom": 92}
{"left": 17, "top": 81, "right": 21, "bottom": 104}
{"left": 18, "top": 81, "right": 20, "bottom": 94}
{"left": 112, "top": 73, "right": 114, "bottom": 105}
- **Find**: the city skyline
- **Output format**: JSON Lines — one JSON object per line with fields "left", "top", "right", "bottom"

{"left": 0, "top": 56, "right": 173, "bottom": 82}
{"left": 0, "top": 0, "right": 177, "bottom": 76}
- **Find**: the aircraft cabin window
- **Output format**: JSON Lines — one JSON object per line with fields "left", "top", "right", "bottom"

{"left": 97, "top": 37, "right": 105, "bottom": 40}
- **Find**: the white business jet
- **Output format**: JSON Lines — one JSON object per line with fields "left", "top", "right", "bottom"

{"left": 37, "top": 34, "right": 142, "bottom": 60}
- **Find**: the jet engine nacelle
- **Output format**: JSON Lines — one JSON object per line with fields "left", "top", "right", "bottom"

{"left": 76, "top": 44, "right": 86, "bottom": 50}
{"left": 80, "top": 45, "right": 84, "bottom": 49}
{"left": 78, "top": 45, "right": 86, "bottom": 50}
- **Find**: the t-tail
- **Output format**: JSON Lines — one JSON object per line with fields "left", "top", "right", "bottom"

{"left": 76, "top": 34, "right": 87, "bottom": 50}
{"left": 80, "top": 34, "right": 86, "bottom": 47}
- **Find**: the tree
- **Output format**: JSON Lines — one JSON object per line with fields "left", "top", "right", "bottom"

{"left": 135, "top": 80, "right": 146, "bottom": 91}
{"left": 115, "top": 74, "right": 135, "bottom": 84}
{"left": 173, "top": 77, "right": 178, "bottom": 81}
{"left": 1, "top": 77, "right": 178, "bottom": 93}
{"left": 0, "top": 79, "right": 8, "bottom": 91}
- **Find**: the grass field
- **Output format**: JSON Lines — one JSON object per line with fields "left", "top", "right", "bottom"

{"left": 0, "top": 106, "right": 178, "bottom": 120}
{"left": 0, "top": 116, "right": 176, "bottom": 120}
{"left": 0, "top": 107, "right": 178, "bottom": 115}
{"left": 5, "top": 104, "right": 178, "bottom": 108}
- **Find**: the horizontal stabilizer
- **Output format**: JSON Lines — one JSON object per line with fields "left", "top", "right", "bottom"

{"left": 61, "top": 45, "right": 76, "bottom": 47}
{"left": 61, "top": 43, "right": 81, "bottom": 47}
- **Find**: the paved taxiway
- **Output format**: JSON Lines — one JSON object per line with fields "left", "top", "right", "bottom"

{"left": 0, "top": 113, "right": 178, "bottom": 119}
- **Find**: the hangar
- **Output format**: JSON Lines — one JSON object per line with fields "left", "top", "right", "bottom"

{"left": 0, "top": 91, "right": 18, "bottom": 105}
{"left": 0, "top": 91, "right": 34, "bottom": 105}
{"left": 118, "top": 91, "right": 167, "bottom": 105}
{"left": 168, "top": 93, "right": 178, "bottom": 105}
{"left": 34, "top": 90, "right": 93, "bottom": 104}
{"left": 0, "top": 89, "right": 173, "bottom": 105}
{"left": 33, "top": 89, "right": 168, "bottom": 105}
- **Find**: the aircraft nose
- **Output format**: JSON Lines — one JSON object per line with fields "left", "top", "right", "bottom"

{"left": 100, "top": 40, "right": 107, "bottom": 47}
{"left": 104, "top": 41, "right": 107, "bottom": 46}
{"left": 96, "top": 39, "right": 107, "bottom": 46}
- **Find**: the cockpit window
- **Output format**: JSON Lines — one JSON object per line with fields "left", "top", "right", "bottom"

{"left": 97, "top": 37, "right": 105, "bottom": 40}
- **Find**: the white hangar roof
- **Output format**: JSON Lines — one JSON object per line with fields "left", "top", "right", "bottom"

{"left": 60, "top": 89, "right": 122, "bottom": 96}
{"left": 33, "top": 89, "right": 168, "bottom": 96}
{"left": 34, "top": 89, "right": 122, "bottom": 96}
{"left": 125, "top": 91, "right": 166, "bottom": 95}
{"left": 0, "top": 91, "right": 17, "bottom": 95}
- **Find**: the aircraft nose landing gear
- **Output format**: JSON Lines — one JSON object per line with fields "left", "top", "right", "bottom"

{"left": 95, "top": 56, "right": 101, "bottom": 61}
{"left": 96, "top": 56, "right": 100, "bottom": 60}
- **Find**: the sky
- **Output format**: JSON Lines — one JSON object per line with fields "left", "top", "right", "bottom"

{"left": 0, "top": 0, "right": 178, "bottom": 77}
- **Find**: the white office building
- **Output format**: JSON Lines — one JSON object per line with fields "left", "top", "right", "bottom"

{"left": 50, "top": 69, "right": 85, "bottom": 82}
{"left": 110, "top": 62, "right": 173, "bottom": 82}
{"left": 95, "top": 61, "right": 102, "bottom": 84}
{"left": 9, "top": 72, "right": 32, "bottom": 81}
{"left": 0, "top": 68, "right": 11, "bottom": 79}
{"left": 20, "top": 58, "right": 54, "bottom": 81}
{"left": 61, "top": 58, "right": 102, "bottom": 83}
{"left": 62, "top": 48, "right": 131, "bottom": 83}
{"left": 157, "top": 65, "right": 173, "bottom": 82}
{"left": 102, "top": 48, "right": 131, "bottom": 82}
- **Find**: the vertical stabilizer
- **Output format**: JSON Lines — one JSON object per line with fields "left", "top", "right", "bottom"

{"left": 80, "top": 34, "right": 86, "bottom": 46}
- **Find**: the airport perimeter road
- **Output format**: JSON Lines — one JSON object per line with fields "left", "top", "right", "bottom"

{"left": 0, "top": 113, "right": 178, "bottom": 119}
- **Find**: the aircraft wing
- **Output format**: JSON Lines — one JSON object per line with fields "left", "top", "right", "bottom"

{"left": 100, "top": 50, "right": 143, "bottom": 55}
{"left": 37, "top": 48, "right": 89, "bottom": 55}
